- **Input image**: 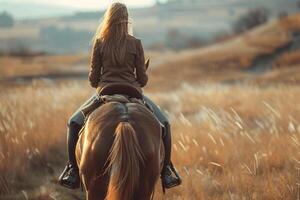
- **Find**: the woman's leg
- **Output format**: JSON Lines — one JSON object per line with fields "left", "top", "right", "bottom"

{"left": 143, "top": 95, "right": 171, "bottom": 166}
{"left": 59, "top": 94, "right": 98, "bottom": 189}
{"left": 67, "top": 121, "right": 82, "bottom": 169}
{"left": 67, "top": 94, "right": 98, "bottom": 165}
{"left": 143, "top": 95, "right": 181, "bottom": 188}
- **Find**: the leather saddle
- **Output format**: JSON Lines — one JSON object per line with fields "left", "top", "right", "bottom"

{"left": 98, "top": 83, "right": 143, "bottom": 99}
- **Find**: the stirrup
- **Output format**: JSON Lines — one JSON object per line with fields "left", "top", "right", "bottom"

{"left": 58, "top": 164, "right": 80, "bottom": 189}
{"left": 170, "top": 163, "right": 182, "bottom": 185}
{"left": 161, "top": 163, "right": 182, "bottom": 192}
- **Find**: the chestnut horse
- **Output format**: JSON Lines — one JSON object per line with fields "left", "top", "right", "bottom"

{"left": 76, "top": 99, "right": 163, "bottom": 200}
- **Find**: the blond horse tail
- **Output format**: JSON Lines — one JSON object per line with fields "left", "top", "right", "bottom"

{"left": 105, "top": 121, "right": 145, "bottom": 200}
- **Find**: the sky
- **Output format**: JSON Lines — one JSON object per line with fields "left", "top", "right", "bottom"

{"left": 0, "top": 0, "right": 156, "bottom": 10}
{"left": 0, "top": 0, "right": 157, "bottom": 19}
{"left": 1, "top": 0, "right": 297, "bottom": 19}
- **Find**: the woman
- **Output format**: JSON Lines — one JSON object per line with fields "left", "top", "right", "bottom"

{"left": 59, "top": 2, "right": 181, "bottom": 190}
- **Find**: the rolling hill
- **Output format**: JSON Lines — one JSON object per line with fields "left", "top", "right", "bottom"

{"left": 147, "top": 13, "right": 300, "bottom": 91}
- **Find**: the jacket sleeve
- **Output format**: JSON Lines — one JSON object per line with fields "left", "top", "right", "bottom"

{"left": 88, "top": 39, "right": 102, "bottom": 88}
{"left": 135, "top": 39, "right": 148, "bottom": 87}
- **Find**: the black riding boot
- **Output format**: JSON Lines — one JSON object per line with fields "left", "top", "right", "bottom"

{"left": 161, "top": 122, "right": 182, "bottom": 189}
{"left": 59, "top": 122, "right": 82, "bottom": 189}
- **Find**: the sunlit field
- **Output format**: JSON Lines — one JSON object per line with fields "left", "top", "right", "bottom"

{"left": 1, "top": 80, "right": 300, "bottom": 199}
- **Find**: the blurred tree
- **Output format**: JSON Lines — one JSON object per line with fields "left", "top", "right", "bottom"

{"left": 228, "top": 9, "right": 235, "bottom": 17}
{"left": 165, "top": 28, "right": 206, "bottom": 50}
{"left": 40, "top": 25, "right": 91, "bottom": 52}
{"left": 232, "top": 7, "right": 270, "bottom": 34}
{"left": 186, "top": 36, "right": 206, "bottom": 49}
{"left": 278, "top": 11, "right": 288, "bottom": 19}
{"left": 166, "top": 28, "right": 185, "bottom": 49}
{"left": 0, "top": 11, "right": 14, "bottom": 28}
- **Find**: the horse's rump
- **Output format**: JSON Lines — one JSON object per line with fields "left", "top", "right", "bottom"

{"left": 76, "top": 101, "right": 162, "bottom": 200}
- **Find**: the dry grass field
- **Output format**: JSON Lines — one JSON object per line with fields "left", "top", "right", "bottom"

{"left": 1, "top": 81, "right": 300, "bottom": 200}
{"left": 1, "top": 13, "right": 300, "bottom": 200}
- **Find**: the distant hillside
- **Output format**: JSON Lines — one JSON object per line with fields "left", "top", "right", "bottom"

{"left": 1, "top": 14, "right": 300, "bottom": 88}
{"left": 155, "top": 13, "right": 300, "bottom": 69}
{"left": 148, "top": 13, "right": 300, "bottom": 90}
{"left": 0, "top": 0, "right": 299, "bottom": 54}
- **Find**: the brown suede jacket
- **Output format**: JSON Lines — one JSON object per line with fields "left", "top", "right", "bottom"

{"left": 88, "top": 35, "right": 148, "bottom": 93}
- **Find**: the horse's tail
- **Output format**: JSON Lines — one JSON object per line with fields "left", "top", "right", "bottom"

{"left": 106, "top": 121, "right": 145, "bottom": 200}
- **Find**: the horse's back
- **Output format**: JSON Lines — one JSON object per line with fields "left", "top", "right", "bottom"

{"left": 76, "top": 101, "right": 162, "bottom": 200}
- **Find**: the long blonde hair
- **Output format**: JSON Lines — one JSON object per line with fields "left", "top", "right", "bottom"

{"left": 93, "top": 3, "right": 129, "bottom": 66}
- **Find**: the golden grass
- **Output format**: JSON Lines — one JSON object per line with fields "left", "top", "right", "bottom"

{"left": 1, "top": 81, "right": 300, "bottom": 199}
{"left": 157, "top": 84, "right": 300, "bottom": 200}
{"left": 0, "top": 82, "right": 90, "bottom": 194}
{"left": 253, "top": 65, "right": 300, "bottom": 85}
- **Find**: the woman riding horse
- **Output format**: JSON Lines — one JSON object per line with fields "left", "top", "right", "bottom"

{"left": 58, "top": 2, "right": 181, "bottom": 191}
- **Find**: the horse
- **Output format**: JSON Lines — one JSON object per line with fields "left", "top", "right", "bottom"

{"left": 75, "top": 93, "right": 164, "bottom": 200}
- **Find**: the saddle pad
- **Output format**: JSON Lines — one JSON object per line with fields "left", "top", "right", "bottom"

{"left": 81, "top": 94, "right": 150, "bottom": 118}
{"left": 101, "top": 94, "right": 131, "bottom": 103}
{"left": 101, "top": 94, "right": 144, "bottom": 106}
